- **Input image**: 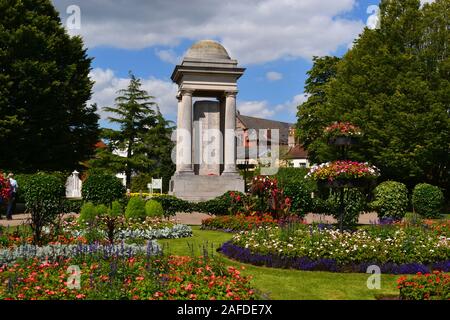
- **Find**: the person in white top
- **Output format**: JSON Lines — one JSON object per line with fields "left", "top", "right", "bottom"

{"left": 6, "top": 173, "right": 18, "bottom": 220}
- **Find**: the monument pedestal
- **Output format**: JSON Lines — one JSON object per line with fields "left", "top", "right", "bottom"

{"left": 169, "top": 175, "right": 244, "bottom": 202}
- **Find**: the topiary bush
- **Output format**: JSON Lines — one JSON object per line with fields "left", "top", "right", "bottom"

{"left": 22, "top": 174, "right": 65, "bottom": 244}
{"left": 370, "top": 181, "right": 409, "bottom": 220}
{"left": 125, "top": 197, "right": 146, "bottom": 220}
{"left": 82, "top": 174, "right": 125, "bottom": 205}
{"left": 79, "top": 202, "right": 97, "bottom": 224}
{"left": 145, "top": 200, "right": 164, "bottom": 218}
{"left": 412, "top": 183, "right": 444, "bottom": 219}
{"left": 275, "top": 168, "right": 317, "bottom": 216}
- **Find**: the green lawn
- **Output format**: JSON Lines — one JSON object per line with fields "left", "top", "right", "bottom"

{"left": 158, "top": 226, "right": 400, "bottom": 300}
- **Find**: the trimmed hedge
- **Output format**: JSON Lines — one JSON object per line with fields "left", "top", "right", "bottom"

{"left": 370, "top": 181, "right": 409, "bottom": 219}
{"left": 150, "top": 194, "right": 192, "bottom": 217}
{"left": 82, "top": 174, "right": 125, "bottom": 205}
{"left": 412, "top": 183, "right": 444, "bottom": 218}
{"left": 195, "top": 191, "right": 247, "bottom": 215}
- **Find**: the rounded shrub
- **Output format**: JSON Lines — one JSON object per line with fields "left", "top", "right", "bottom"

{"left": 109, "top": 200, "right": 124, "bottom": 217}
{"left": 125, "top": 197, "right": 146, "bottom": 220}
{"left": 82, "top": 174, "right": 125, "bottom": 205}
{"left": 145, "top": 199, "right": 164, "bottom": 217}
{"left": 22, "top": 174, "right": 65, "bottom": 215}
{"left": 95, "top": 204, "right": 109, "bottom": 216}
{"left": 412, "top": 183, "right": 444, "bottom": 218}
{"left": 370, "top": 181, "right": 409, "bottom": 219}
{"left": 79, "top": 202, "right": 97, "bottom": 224}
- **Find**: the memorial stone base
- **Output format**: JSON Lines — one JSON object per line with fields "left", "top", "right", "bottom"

{"left": 169, "top": 174, "right": 245, "bottom": 202}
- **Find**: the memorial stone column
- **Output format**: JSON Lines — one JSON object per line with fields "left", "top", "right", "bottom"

{"left": 176, "top": 89, "right": 194, "bottom": 174}
{"left": 223, "top": 91, "right": 238, "bottom": 175}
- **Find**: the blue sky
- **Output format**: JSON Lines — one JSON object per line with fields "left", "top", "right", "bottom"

{"left": 52, "top": 0, "right": 391, "bottom": 128}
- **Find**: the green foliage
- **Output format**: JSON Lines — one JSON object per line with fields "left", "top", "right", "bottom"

{"left": 150, "top": 195, "right": 192, "bottom": 217}
{"left": 79, "top": 202, "right": 97, "bottom": 224}
{"left": 125, "top": 197, "right": 146, "bottom": 220}
{"left": 21, "top": 174, "right": 65, "bottom": 244}
{"left": 82, "top": 174, "right": 125, "bottom": 205}
{"left": 96, "top": 204, "right": 109, "bottom": 216}
{"left": 88, "top": 73, "right": 175, "bottom": 189}
{"left": 370, "top": 181, "right": 409, "bottom": 219}
{"left": 403, "top": 211, "right": 423, "bottom": 228}
{"left": 412, "top": 183, "right": 444, "bottom": 218}
{"left": 325, "top": 189, "right": 367, "bottom": 228}
{"left": 0, "top": 0, "right": 99, "bottom": 172}
{"left": 274, "top": 168, "right": 317, "bottom": 216}
{"left": 131, "top": 173, "right": 153, "bottom": 193}
{"left": 195, "top": 191, "right": 247, "bottom": 216}
{"left": 62, "top": 199, "right": 83, "bottom": 214}
{"left": 145, "top": 200, "right": 164, "bottom": 218}
{"left": 297, "top": 0, "right": 450, "bottom": 194}
{"left": 109, "top": 200, "right": 124, "bottom": 217}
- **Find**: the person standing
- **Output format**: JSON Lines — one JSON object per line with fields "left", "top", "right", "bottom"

{"left": 6, "top": 173, "right": 18, "bottom": 220}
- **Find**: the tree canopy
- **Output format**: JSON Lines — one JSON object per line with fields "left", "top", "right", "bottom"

{"left": 297, "top": 0, "right": 449, "bottom": 194}
{"left": 0, "top": 0, "right": 99, "bottom": 172}
{"left": 89, "top": 73, "right": 175, "bottom": 190}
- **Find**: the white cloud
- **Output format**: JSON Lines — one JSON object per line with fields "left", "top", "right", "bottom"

{"left": 238, "top": 93, "right": 308, "bottom": 120}
{"left": 54, "top": 0, "right": 364, "bottom": 65}
{"left": 266, "top": 71, "right": 283, "bottom": 81}
{"left": 274, "top": 93, "right": 309, "bottom": 116}
{"left": 238, "top": 100, "right": 274, "bottom": 118}
{"left": 88, "top": 68, "right": 178, "bottom": 121}
{"left": 155, "top": 49, "right": 182, "bottom": 65}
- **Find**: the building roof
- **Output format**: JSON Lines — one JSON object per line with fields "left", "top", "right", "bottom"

{"left": 185, "top": 40, "right": 231, "bottom": 60}
{"left": 237, "top": 114, "right": 293, "bottom": 144}
{"left": 284, "top": 144, "right": 309, "bottom": 159}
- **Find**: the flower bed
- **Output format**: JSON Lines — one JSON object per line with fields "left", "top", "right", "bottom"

{"left": 201, "top": 215, "right": 305, "bottom": 232}
{"left": 0, "top": 255, "right": 255, "bottom": 300}
{"left": 65, "top": 217, "right": 192, "bottom": 242}
{"left": 397, "top": 271, "right": 450, "bottom": 300}
{"left": 306, "top": 161, "right": 379, "bottom": 182}
{"left": 201, "top": 214, "right": 279, "bottom": 232}
{"left": 0, "top": 241, "right": 161, "bottom": 265}
{"left": 221, "top": 224, "right": 450, "bottom": 274}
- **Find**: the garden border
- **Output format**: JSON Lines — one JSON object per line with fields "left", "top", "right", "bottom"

{"left": 219, "top": 241, "right": 450, "bottom": 274}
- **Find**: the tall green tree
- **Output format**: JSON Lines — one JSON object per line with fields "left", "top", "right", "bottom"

{"left": 297, "top": 0, "right": 450, "bottom": 193}
{"left": 296, "top": 56, "right": 340, "bottom": 163}
{"left": 0, "top": 0, "right": 99, "bottom": 171}
{"left": 90, "top": 73, "right": 174, "bottom": 189}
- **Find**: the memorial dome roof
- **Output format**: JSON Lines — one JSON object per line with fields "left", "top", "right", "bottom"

{"left": 185, "top": 40, "right": 231, "bottom": 60}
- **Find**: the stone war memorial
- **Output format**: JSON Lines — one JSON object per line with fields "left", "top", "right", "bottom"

{"left": 169, "top": 40, "right": 246, "bottom": 201}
